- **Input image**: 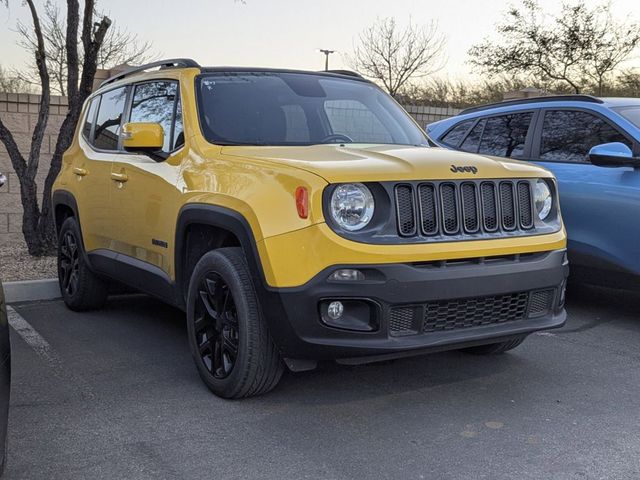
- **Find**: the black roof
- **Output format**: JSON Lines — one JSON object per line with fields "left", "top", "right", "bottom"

{"left": 458, "top": 95, "right": 604, "bottom": 115}
{"left": 200, "top": 66, "right": 369, "bottom": 81}
{"left": 100, "top": 58, "right": 369, "bottom": 87}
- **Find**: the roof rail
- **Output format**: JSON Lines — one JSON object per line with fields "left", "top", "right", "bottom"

{"left": 323, "top": 69, "right": 364, "bottom": 79}
{"left": 458, "top": 95, "right": 604, "bottom": 115}
{"left": 100, "top": 58, "right": 201, "bottom": 87}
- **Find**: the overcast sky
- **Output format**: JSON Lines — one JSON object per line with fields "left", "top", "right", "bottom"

{"left": 1, "top": 0, "right": 638, "bottom": 81}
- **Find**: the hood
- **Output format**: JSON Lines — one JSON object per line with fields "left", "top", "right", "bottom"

{"left": 220, "top": 144, "right": 550, "bottom": 183}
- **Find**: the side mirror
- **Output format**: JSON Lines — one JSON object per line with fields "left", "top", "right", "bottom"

{"left": 122, "top": 122, "right": 164, "bottom": 152}
{"left": 589, "top": 142, "right": 640, "bottom": 168}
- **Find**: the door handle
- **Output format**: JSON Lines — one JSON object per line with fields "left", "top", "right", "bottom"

{"left": 110, "top": 172, "right": 129, "bottom": 183}
{"left": 73, "top": 167, "right": 88, "bottom": 177}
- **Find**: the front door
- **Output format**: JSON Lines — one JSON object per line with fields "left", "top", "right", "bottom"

{"left": 109, "top": 80, "right": 185, "bottom": 278}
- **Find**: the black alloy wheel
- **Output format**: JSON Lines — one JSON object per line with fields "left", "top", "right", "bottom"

{"left": 57, "top": 216, "right": 108, "bottom": 311}
{"left": 186, "top": 248, "right": 284, "bottom": 398}
{"left": 193, "top": 273, "right": 240, "bottom": 379}
{"left": 59, "top": 230, "right": 80, "bottom": 297}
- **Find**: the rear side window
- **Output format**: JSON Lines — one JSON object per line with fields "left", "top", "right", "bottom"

{"left": 82, "top": 97, "right": 99, "bottom": 141}
{"left": 93, "top": 87, "right": 127, "bottom": 151}
{"left": 441, "top": 119, "right": 475, "bottom": 147}
{"left": 460, "top": 119, "right": 486, "bottom": 153}
{"left": 477, "top": 113, "right": 533, "bottom": 158}
{"left": 540, "top": 110, "right": 632, "bottom": 163}
{"left": 130, "top": 81, "right": 179, "bottom": 153}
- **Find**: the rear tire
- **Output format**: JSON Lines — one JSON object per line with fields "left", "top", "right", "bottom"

{"left": 460, "top": 336, "right": 527, "bottom": 355}
{"left": 186, "top": 248, "right": 284, "bottom": 399}
{"left": 57, "top": 217, "right": 108, "bottom": 311}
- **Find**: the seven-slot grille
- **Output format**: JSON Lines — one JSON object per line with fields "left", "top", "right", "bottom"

{"left": 395, "top": 180, "right": 535, "bottom": 238}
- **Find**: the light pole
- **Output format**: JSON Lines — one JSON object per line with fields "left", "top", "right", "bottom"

{"left": 318, "top": 49, "right": 336, "bottom": 71}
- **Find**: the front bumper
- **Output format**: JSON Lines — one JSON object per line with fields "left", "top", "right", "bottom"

{"left": 260, "top": 249, "right": 568, "bottom": 363}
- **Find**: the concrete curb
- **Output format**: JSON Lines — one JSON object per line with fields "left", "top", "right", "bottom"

{"left": 3, "top": 278, "right": 61, "bottom": 304}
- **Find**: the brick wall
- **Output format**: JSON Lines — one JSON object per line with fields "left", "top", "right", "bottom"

{"left": 0, "top": 93, "right": 457, "bottom": 246}
{"left": 0, "top": 93, "right": 68, "bottom": 245}
{"left": 403, "top": 104, "right": 461, "bottom": 126}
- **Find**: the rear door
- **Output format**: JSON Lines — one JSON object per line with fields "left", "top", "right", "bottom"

{"left": 458, "top": 111, "right": 537, "bottom": 161}
{"left": 531, "top": 108, "right": 640, "bottom": 277}
{"left": 108, "top": 80, "right": 185, "bottom": 277}
{"left": 74, "top": 87, "right": 128, "bottom": 252}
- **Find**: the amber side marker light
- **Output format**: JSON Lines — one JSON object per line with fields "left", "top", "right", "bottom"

{"left": 295, "top": 186, "right": 309, "bottom": 219}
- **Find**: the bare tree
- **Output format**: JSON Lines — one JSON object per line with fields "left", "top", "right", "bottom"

{"left": 577, "top": 3, "right": 640, "bottom": 95}
{"left": 469, "top": 0, "right": 640, "bottom": 94}
{"left": 349, "top": 17, "right": 446, "bottom": 97}
{"left": 0, "top": 0, "right": 111, "bottom": 255}
{"left": 15, "top": 0, "right": 154, "bottom": 96}
{"left": 0, "top": 65, "right": 35, "bottom": 93}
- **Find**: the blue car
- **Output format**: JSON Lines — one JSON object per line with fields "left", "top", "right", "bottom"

{"left": 428, "top": 95, "right": 640, "bottom": 288}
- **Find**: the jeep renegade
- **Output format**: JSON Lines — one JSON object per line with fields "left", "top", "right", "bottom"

{"left": 52, "top": 59, "right": 569, "bottom": 398}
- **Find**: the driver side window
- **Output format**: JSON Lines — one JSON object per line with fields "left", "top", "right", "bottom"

{"left": 539, "top": 110, "right": 631, "bottom": 163}
{"left": 129, "top": 81, "right": 183, "bottom": 153}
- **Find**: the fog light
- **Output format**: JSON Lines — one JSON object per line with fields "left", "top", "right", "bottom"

{"left": 328, "top": 269, "right": 365, "bottom": 282}
{"left": 327, "top": 301, "right": 344, "bottom": 320}
{"left": 320, "top": 300, "right": 378, "bottom": 332}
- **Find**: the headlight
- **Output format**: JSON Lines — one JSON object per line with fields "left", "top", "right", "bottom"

{"left": 534, "top": 179, "right": 552, "bottom": 221}
{"left": 330, "top": 183, "right": 375, "bottom": 231}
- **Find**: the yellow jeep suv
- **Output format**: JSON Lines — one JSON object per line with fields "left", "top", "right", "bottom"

{"left": 52, "top": 59, "right": 568, "bottom": 398}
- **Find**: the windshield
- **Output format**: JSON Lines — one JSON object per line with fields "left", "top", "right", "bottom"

{"left": 613, "top": 106, "right": 640, "bottom": 129}
{"left": 196, "top": 72, "right": 428, "bottom": 147}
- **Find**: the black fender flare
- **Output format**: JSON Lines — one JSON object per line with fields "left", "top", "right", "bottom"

{"left": 51, "top": 190, "right": 80, "bottom": 231}
{"left": 174, "top": 204, "right": 270, "bottom": 304}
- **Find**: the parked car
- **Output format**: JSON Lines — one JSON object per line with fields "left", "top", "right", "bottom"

{"left": 52, "top": 59, "right": 568, "bottom": 398}
{"left": 0, "top": 279, "right": 11, "bottom": 473}
{"left": 428, "top": 95, "right": 640, "bottom": 288}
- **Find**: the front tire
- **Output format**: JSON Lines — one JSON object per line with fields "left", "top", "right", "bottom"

{"left": 460, "top": 336, "right": 527, "bottom": 355}
{"left": 57, "top": 217, "right": 108, "bottom": 311}
{"left": 186, "top": 248, "right": 284, "bottom": 398}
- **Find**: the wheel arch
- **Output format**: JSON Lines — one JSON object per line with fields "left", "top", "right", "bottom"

{"left": 175, "top": 204, "right": 268, "bottom": 307}
{"left": 52, "top": 190, "right": 80, "bottom": 234}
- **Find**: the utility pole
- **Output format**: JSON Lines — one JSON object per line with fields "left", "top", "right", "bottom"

{"left": 318, "top": 49, "right": 336, "bottom": 71}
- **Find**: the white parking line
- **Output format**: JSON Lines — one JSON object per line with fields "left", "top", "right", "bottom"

{"left": 7, "top": 305, "right": 61, "bottom": 368}
{"left": 7, "top": 305, "right": 95, "bottom": 399}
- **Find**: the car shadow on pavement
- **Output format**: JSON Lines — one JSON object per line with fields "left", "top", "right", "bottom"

{"left": 57, "top": 294, "right": 551, "bottom": 405}
{"left": 559, "top": 283, "right": 640, "bottom": 335}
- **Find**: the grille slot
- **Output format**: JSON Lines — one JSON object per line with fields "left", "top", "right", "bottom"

{"left": 481, "top": 182, "right": 498, "bottom": 231}
{"left": 440, "top": 183, "right": 459, "bottom": 234}
{"left": 460, "top": 183, "right": 479, "bottom": 233}
{"left": 418, "top": 184, "right": 438, "bottom": 235}
{"left": 518, "top": 182, "right": 534, "bottom": 229}
{"left": 499, "top": 182, "right": 517, "bottom": 230}
{"left": 395, "top": 185, "right": 416, "bottom": 236}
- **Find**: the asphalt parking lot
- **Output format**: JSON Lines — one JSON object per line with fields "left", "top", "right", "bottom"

{"left": 4, "top": 286, "right": 640, "bottom": 480}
